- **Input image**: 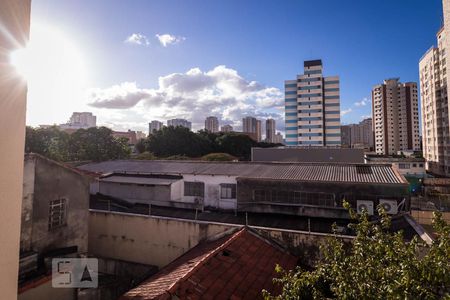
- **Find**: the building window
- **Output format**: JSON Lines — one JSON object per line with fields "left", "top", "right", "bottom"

{"left": 184, "top": 181, "right": 204, "bottom": 197}
{"left": 398, "top": 163, "right": 410, "bottom": 169}
{"left": 220, "top": 184, "right": 237, "bottom": 199}
{"left": 48, "top": 198, "right": 67, "bottom": 230}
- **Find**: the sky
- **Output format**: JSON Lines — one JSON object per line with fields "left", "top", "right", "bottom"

{"left": 23, "top": 0, "right": 443, "bottom": 134}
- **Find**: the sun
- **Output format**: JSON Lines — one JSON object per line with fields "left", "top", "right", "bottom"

{"left": 9, "top": 22, "right": 87, "bottom": 94}
{"left": 9, "top": 22, "right": 89, "bottom": 125}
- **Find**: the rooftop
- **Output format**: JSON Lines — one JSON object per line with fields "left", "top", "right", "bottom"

{"left": 120, "top": 227, "right": 297, "bottom": 300}
{"left": 79, "top": 160, "right": 408, "bottom": 185}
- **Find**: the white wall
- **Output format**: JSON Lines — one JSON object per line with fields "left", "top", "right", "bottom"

{"left": 179, "top": 174, "right": 237, "bottom": 210}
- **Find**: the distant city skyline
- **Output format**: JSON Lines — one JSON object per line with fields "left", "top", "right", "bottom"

{"left": 23, "top": 0, "right": 443, "bottom": 134}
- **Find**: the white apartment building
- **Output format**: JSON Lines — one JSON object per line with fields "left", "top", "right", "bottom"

{"left": 60, "top": 112, "right": 96, "bottom": 129}
{"left": 419, "top": 0, "right": 450, "bottom": 176}
{"left": 284, "top": 60, "right": 341, "bottom": 146}
{"left": 205, "top": 116, "right": 219, "bottom": 133}
{"left": 149, "top": 120, "right": 163, "bottom": 134}
{"left": 372, "top": 79, "right": 420, "bottom": 155}
{"left": 167, "top": 118, "right": 192, "bottom": 130}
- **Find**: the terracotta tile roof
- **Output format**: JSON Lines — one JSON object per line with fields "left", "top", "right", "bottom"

{"left": 120, "top": 228, "right": 297, "bottom": 300}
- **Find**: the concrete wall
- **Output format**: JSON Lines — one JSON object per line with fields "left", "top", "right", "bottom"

{"left": 0, "top": 1, "right": 31, "bottom": 298}
{"left": 21, "top": 155, "right": 91, "bottom": 254}
{"left": 18, "top": 278, "right": 75, "bottom": 300}
{"left": 98, "top": 181, "right": 171, "bottom": 204}
{"left": 89, "top": 211, "right": 235, "bottom": 268}
{"left": 180, "top": 174, "right": 237, "bottom": 210}
{"left": 88, "top": 210, "right": 354, "bottom": 269}
{"left": 21, "top": 156, "right": 36, "bottom": 251}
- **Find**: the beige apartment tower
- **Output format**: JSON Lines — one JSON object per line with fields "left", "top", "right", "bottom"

{"left": 265, "top": 118, "right": 276, "bottom": 143}
{"left": 242, "top": 116, "right": 261, "bottom": 142}
{"left": 205, "top": 116, "right": 219, "bottom": 133}
{"left": 372, "top": 79, "right": 420, "bottom": 155}
{"left": 419, "top": 0, "right": 450, "bottom": 176}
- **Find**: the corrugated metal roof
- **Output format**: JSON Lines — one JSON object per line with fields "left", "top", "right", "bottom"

{"left": 78, "top": 160, "right": 407, "bottom": 185}
{"left": 100, "top": 176, "right": 180, "bottom": 186}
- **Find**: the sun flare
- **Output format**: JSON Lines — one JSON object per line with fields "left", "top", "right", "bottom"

{"left": 10, "top": 22, "right": 87, "bottom": 92}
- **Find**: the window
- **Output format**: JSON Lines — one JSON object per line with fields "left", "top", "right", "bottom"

{"left": 184, "top": 181, "right": 204, "bottom": 197}
{"left": 48, "top": 198, "right": 67, "bottom": 230}
{"left": 220, "top": 184, "right": 236, "bottom": 199}
{"left": 398, "top": 163, "right": 410, "bottom": 169}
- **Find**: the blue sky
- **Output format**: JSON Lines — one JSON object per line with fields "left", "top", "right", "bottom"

{"left": 27, "top": 0, "right": 443, "bottom": 132}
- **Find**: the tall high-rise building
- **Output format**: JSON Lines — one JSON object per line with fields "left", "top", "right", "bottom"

{"left": 60, "top": 112, "right": 96, "bottom": 129}
{"left": 372, "top": 79, "right": 420, "bottom": 155}
{"left": 419, "top": 0, "right": 450, "bottom": 176}
{"left": 149, "top": 120, "right": 163, "bottom": 134}
{"left": 205, "top": 116, "right": 219, "bottom": 133}
{"left": 242, "top": 116, "right": 261, "bottom": 142}
{"left": 341, "top": 125, "right": 352, "bottom": 148}
{"left": 167, "top": 118, "right": 192, "bottom": 130}
{"left": 221, "top": 124, "right": 233, "bottom": 132}
{"left": 341, "top": 118, "right": 374, "bottom": 150}
{"left": 284, "top": 60, "right": 341, "bottom": 147}
{"left": 265, "top": 119, "right": 276, "bottom": 143}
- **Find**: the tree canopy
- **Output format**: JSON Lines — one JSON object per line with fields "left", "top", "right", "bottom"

{"left": 25, "top": 126, "right": 131, "bottom": 162}
{"left": 264, "top": 203, "right": 450, "bottom": 300}
{"left": 142, "top": 126, "right": 281, "bottom": 160}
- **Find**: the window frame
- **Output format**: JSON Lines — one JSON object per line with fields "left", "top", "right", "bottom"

{"left": 184, "top": 181, "right": 205, "bottom": 197}
{"left": 48, "top": 198, "right": 67, "bottom": 230}
{"left": 220, "top": 184, "right": 237, "bottom": 199}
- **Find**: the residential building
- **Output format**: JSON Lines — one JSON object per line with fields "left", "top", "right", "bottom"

{"left": 365, "top": 154, "right": 426, "bottom": 178}
{"left": 121, "top": 227, "right": 297, "bottom": 300}
{"left": 341, "top": 125, "right": 352, "bottom": 148}
{"left": 112, "top": 130, "right": 138, "bottom": 145}
{"left": 60, "top": 112, "right": 96, "bottom": 130}
{"left": 0, "top": 0, "right": 31, "bottom": 297}
{"left": 80, "top": 159, "right": 409, "bottom": 219}
{"left": 204, "top": 116, "right": 219, "bottom": 133}
{"left": 167, "top": 118, "right": 192, "bottom": 130}
{"left": 136, "top": 131, "right": 147, "bottom": 140}
{"left": 372, "top": 78, "right": 420, "bottom": 155}
{"left": 273, "top": 132, "right": 284, "bottom": 144}
{"left": 419, "top": 0, "right": 450, "bottom": 176}
{"left": 220, "top": 124, "right": 233, "bottom": 132}
{"left": 242, "top": 116, "right": 261, "bottom": 142}
{"left": 285, "top": 59, "right": 341, "bottom": 147}
{"left": 19, "top": 154, "right": 91, "bottom": 300}
{"left": 251, "top": 147, "right": 364, "bottom": 163}
{"left": 265, "top": 118, "right": 276, "bottom": 143}
{"left": 341, "top": 118, "right": 374, "bottom": 150}
{"left": 149, "top": 120, "right": 163, "bottom": 134}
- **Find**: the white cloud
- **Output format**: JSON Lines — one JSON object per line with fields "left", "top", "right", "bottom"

{"left": 88, "top": 65, "right": 283, "bottom": 131}
{"left": 354, "top": 97, "right": 369, "bottom": 107}
{"left": 155, "top": 33, "right": 186, "bottom": 47}
{"left": 341, "top": 108, "right": 352, "bottom": 116}
{"left": 124, "top": 33, "right": 150, "bottom": 46}
{"left": 360, "top": 114, "right": 372, "bottom": 120}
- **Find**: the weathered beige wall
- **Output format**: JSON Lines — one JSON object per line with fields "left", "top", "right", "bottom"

{"left": 18, "top": 279, "right": 75, "bottom": 300}
{"left": 89, "top": 211, "right": 236, "bottom": 268}
{"left": 0, "top": 1, "right": 31, "bottom": 299}
{"left": 89, "top": 210, "right": 354, "bottom": 269}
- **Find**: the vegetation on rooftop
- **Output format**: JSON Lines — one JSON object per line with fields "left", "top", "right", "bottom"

{"left": 264, "top": 202, "right": 450, "bottom": 300}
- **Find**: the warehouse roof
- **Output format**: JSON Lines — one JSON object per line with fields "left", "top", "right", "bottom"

{"left": 78, "top": 160, "right": 407, "bottom": 185}
{"left": 100, "top": 175, "right": 180, "bottom": 186}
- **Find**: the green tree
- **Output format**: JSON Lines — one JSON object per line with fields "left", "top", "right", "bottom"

{"left": 201, "top": 152, "right": 237, "bottom": 161}
{"left": 68, "top": 127, "right": 130, "bottom": 161}
{"left": 264, "top": 203, "right": 450, "bottom": 300}
{"left": 215, "top": 133, "right": 257, "bottom": 160}
{"left": 147, "top": 126, "right": 212, "bottom": 157}
{"left": 25, "top": 126, "right": 70, "bottom": 161}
